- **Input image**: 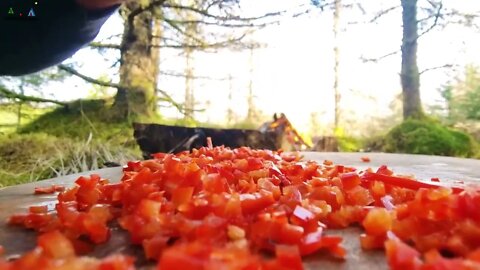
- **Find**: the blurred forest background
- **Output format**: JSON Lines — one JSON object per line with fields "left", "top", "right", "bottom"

{"left": 1, "top": 0, "right": 480, "bottom": 186}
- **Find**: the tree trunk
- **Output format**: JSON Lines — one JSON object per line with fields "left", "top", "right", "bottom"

{"left": 184, "top": 49, "right": 194, "bottom": 121}
{"left": 333, "top": 0, "right": 341, "bottom": 129}
{"left": 401, "top": 0, "right": 423, "bottom": 119}
{"left": 113, "top": 1, "right": 159, "bottom": 120}
{"left": 16, "top": 84, "right": 25, "bottom": 130}
{"left": 247, "top": 46, "right": 256, "bottom": 123}
{"left": 184, "top": 22, "right": 195, "bottom": 121}
{"left": 227, "top": 74, "right": 234, "bottom": 125}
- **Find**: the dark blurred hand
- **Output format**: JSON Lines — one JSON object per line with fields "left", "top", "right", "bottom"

{"left": 76, "top": 0, "right": 125, "bottom": 10}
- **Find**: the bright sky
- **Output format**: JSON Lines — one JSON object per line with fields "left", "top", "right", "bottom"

{"left": 48, "top": 0, "right": 480, "bottom": 136}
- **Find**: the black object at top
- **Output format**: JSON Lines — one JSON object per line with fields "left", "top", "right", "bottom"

{"left": 0, "top": 0, "right": 118, "bottom": 76}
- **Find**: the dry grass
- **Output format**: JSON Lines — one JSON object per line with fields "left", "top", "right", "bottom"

{"left": 0, "top": 133, "right": 140, "bottom": 187}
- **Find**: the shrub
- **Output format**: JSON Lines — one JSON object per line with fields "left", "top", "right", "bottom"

{"left": 334, "top": 128, "right": 362, "bottom": 152}
{"left": 383, "top": 119, "right": 477, "bottom": 157}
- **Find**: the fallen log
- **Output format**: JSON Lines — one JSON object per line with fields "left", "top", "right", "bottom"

{"left": 133, "top": 114, "right": 310, "bottom": 159}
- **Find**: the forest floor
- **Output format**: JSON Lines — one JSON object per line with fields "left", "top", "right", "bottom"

{"left": 1, "top": 100, "right": 479, "bottom": 187}
{"left": 0, "top": 99, "right": 268, "bottom": 187}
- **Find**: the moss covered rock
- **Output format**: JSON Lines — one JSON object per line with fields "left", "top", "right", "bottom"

{"left": 384, "top": 119, "right": 477, "bottom": 157}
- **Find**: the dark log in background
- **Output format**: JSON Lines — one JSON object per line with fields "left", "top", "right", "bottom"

{"left": 312, "top": 136, "right": 339, "bottom": 152}
{"left": 133, "top": 123, "right": 282, "bottom": 159}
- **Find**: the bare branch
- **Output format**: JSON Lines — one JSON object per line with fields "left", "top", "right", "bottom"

{"left": 110, "top": 58, "right": 121, "bottom": 69}
{"left": 128, "top": 0, "right": 167, "bottom": 22}
{"left": 348, "top": 5, "right": 400, "bottom": 25}
{"left": 89, "top": 42, "right": 121, "bottom": 50}
{"left": 364, "top": 2, "right": 449, "bottom": 62}
{"left": 162, "top": 18, "right": 273, "bottom": 28}
{"left": 206, "top": 0, "right": 225, "bottom": 10}
{"left": 419, "top": 64, "right": 455, "bottom": 75}
{"left": 161, "top": 17, "right": 266, "bottom": 52}
{"left": 161, "top": 3, "right": 285, "bottom": 22}
{"left": 58, "top": 65, "right": 122, "bottom": 89}
{"left": 159, "top": 70, "right": 229, "bottom": 81}
{"left": 0, "top": 86, "right": 66, "bottom": 106}
{"left": 152, "top": 34, "right": 248, "bottom": 50}
{"left": 356, "top": 3, "right": 366, "bottom": 15}
{"left": 426, "top": 0, "right": 440, "bottom": 9}
{"left": 156, "top": 89, "right": 184, "bottom": 113}
{"left": 369, "top": 6, "right": 400, "bottom": 23}
{"left": 96, "top": 33, "right": 123, "bottom": 42}
{"left": 418, "top": 2, "right": 443, "bottom": 38}
{"left": 58, "top": 65, "right": 185, "bottom": 114}
{"left": 163, "top": 19, "right": 206, "bottom": 45}
{"left": 360, "top": 50, "right": 399, "bottom": 63}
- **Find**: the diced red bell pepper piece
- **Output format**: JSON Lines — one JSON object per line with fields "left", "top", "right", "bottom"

{"left": 362, "top": 172, "right": 464, "bottom": 193}
{"left": 37, "top": 230, "right": 75, "bottom": 259}
{"left": 275, "top": 245, "right": 304, "bottom": 270}
{"left": 340, "top": 172, "right": 361, "bottom": 190}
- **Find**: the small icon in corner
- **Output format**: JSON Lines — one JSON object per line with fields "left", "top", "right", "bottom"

{"left": 28, "top": 8, "right": 36, "bottom": 17}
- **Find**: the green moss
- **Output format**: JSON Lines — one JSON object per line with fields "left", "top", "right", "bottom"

{"left": 19, "top": 99, "right": 137, "bottom": 147}
{"left": 384, "top": 119, "right": 477, "bottom": 157}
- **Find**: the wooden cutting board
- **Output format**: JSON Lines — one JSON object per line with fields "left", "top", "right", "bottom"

{"left": 1, "top": 152, "right": 479, "bottom": 269}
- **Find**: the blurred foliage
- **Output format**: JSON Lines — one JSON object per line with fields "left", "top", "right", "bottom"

{"left": 0, "top": 68, "right": 67, "bottom": 135}
{"left": 228, "top": 119, "right": 261, "bottom": 130}
{"left": 334, "top": 127, "right": 362, "bottom": 152}
{"left": 0, "top": 68, "right": 68, "bottom": 105}
{"left": 0, "top": 67, "right": 67, "bottom": 91}
{"left": 160, "top": 117, "right": 202, "bottom": 128}
{"left": 87, "top": 75, "right": 116, "bottom": 99}
{"left": 434, "top": 64, "right": 480, "bottom": 142}
{"left": 0, "top": 103, "right": 51, "bottom": 134}
{"left": 441, "top": 64, "right": 480, "bottom": 122}
{"left": 384, "top": 118, "right": 477, "bottom": 157}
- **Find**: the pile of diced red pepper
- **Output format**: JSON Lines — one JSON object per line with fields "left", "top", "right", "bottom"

{"left": 1, "top": 145, "right": 480, "bottom": 270}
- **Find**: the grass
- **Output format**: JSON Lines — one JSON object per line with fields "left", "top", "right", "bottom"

{"left": 0, "top": 132, "right": 140, "bottom": 187}
{"left": 0, "top": 99, "right": 144, "bottom": 187}
{"left": 19, "top": 99, "right": 136, "bottom": 146}
{"left": 0, "top": 133, "right": 69, "bottom": 186}
{"left": 0, "top": 98, "right": 275, "bottom": 186}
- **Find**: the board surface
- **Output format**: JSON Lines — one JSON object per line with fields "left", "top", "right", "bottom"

{"left": 1, "top": 152, "right": 480, "bottom": 269}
